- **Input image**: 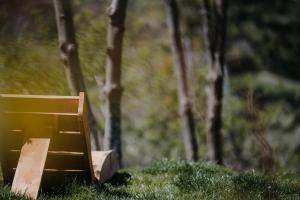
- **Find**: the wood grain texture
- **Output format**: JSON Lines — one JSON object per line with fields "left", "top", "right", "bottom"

{"left": 92, "top": 150, "right": 119, "bottom": 183}
{"left": 78, "top": 92, "right": 95, "bottom": 181}
{"left": 0, "top": 94, "right": 79, "bottom": 113}
{"left": 11, "top": 136, "right": 51, "bottom": 199}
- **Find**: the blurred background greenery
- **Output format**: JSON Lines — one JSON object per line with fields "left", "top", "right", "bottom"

{"left": 0, "top": 0, "right": 299, "bottom": 172}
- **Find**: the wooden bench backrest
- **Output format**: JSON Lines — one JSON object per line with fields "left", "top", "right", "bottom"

{"left": 0, "top": 93, "right": 94, "bottom": 187}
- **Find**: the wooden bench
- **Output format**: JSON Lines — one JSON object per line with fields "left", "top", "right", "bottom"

{"left": 0, "top": 92, "right": 118, "bottom": 199}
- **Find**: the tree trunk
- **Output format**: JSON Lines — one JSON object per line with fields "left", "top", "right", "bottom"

{"left": 53, "top": 0, "right": 102, "bottom": 150}
{"left": 247, "top": 90, "right": 273, "bottom": 174}
{"left": 183, "top": 35, "right": 194, "bottom": 84}
{"left": 165, "top": 0, "right": 199, "bottom": 161}
{"left": 202, "top": 0, "right": 228, "bottom": 165}
{"left": 103, "top": 0, "right": 128, "bottom": 166}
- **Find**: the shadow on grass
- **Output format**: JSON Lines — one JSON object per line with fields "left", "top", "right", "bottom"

{"left": 39, "top": 172, "right": 133, "bottom": 199}
{"left": 94, "top": 172, "right": 133, "bottom": 198}
{"left": 105, "top": 172, "right": 131, "bottom": 186}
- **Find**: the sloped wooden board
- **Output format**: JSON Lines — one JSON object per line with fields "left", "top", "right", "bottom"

{"left": 11, "top": 137, "right": 51, "bottom": 199}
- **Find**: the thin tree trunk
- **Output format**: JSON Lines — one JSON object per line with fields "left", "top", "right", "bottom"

{"left": 202, "top": 0, "right": 228, "bottom": 165}
{"left": 103, "top": 0, "right": 128, "bottom": 166}
{"left": 183, "top": 35, "right": 194, "bottom": 84}
{"left": 53, "top": 0, "right": 102, "bottom": 150}
{"left": 247, "top": 90, "right": 273, "bottom": 174}
{"left": 166, "top": 0, "right": 199, "bottom": 161}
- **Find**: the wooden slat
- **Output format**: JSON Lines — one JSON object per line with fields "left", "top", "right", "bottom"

{"left": 4, "top": 111, "right": 77, "bottom": 115}
{"left": 3, "top": 130, "right": 83, "bottom": 152}
{"left": 58, "top": 131, "right": 80, "bottom": 134}
{"left": 3, "top": 130, "right": 24, "bottom": 150}
{"left": 44, "top": 154, "right": 87, "bottom": 170}
{"left": 7, "top": 151, "right": 87, "bottom": 170}
{"left": 41, "top": 170, "right": 88, "bottom": 187}
{"left": 7, "top": 169, "right": 88, "bottom": 188}
{"left": 5, "top": 114, "right": 80, "bottom": 132}
{"left": 0, "top": 95, "right": 79, "bottom": 113}
{"left": 57, "top": 115, "right": 80, "bottom": 132}
{"left": 49, "top": 133, "right": 84, "bottom": 152}
{"left": 0, "top": 129, "right": 23, "bottom": 184}
{"left": 0, "top": 94, "right": 80, "bottom": 99}
{"left": 78, "top": 92, "right": 94, "bottom": 181}
{"left": 0, "top": 133, "right": 11, "bottom": 185}
{"left": 4, "top": 151, "right": 20, "bottom": 169}
{"left": 11, "top": 137, "right": 51, "bottom": 199}
{"left": 46, "top": 151, "right": 84, "bottom": 156}
{"left": 9, "top": 150, "right": 84, "bottom": 156}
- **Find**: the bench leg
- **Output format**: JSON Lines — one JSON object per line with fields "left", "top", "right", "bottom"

{"left": 92, "top": 150, "right": 119, "bottom": 183}
{"left": 11, "top": 137, "right": 50, "bottom": 199}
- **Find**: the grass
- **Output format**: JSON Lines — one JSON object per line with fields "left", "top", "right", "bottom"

{"left": 1, "top": 160, "right": 300, "bottom": 200}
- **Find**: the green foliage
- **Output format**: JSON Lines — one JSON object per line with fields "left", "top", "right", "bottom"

{"left": 0, "top": 1, "right": 56, "bottom": 40}
{"left": 0, "top": 39, "right": 68, "bottom": 95}
{"left": 222, "top": 72, "right": 300, "bottom": 171}
{"left": 228, "top": 0, "right": 300, "bottom": 80}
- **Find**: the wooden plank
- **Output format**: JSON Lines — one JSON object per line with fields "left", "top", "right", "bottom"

{"left": 1, "top": 96, "right": 79, "bottom": 113}
{"left": 11, "top": 134, "right": 51, "bottom": 199}
{"left": 7, "top": 151, "right": 87, "bottom": 170}
{"left": 4, "top": 111, "right": 78, "bottom": 115}
{"left": 58, "top": 131, "right": 80, "bottom": 134}
{"left": 9, "top": 150, "right": 84, "bottom": 157}
{"left": 0, "top": 125, "right": 18, "bottom": 184}
{"left": 4, "top": 151, "right": 20, "bottom": 169}
{"left": 49, "top": 133, "right": 84, "bottom": 152}
{"left": 0, "top": 132, "right": 10, "bottom": 185}
{"left": 41, "top": 170, "right": 88, "bottom": 187}
{"left": 0, "top": 94, "right": 80, "bottom": 99}
{"left": 46, "top": 151, "right": 84, "bottom": 156}
{"left": 44, "top": 154, "right": 87, "bottom": 170}
{"left": 5, "top": 114, "right": 80, "bottom": 133}
{"left": 78, "top": 92, "right": 95, "bottom": 181}
{"left": 4, "top": 130, "right": 83, "bottom": 152}
{"left": 58, "top": 115, "right": 80, "bottom": 132}
{"left": 3, "top": 130, "right": 24, "bottom": 150}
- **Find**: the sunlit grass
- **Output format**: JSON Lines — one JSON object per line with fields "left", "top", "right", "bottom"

{"left": 1, "top": 160, "right": 300, "bottom": 200}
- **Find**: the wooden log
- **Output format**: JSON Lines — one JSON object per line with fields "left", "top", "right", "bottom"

{"left": 92, "top": 150, "right": 119, "bottom": 183}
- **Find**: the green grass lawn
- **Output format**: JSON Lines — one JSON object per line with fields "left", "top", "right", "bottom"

{"left": 1, "top": 160, "right": 300, "bottom": 200}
